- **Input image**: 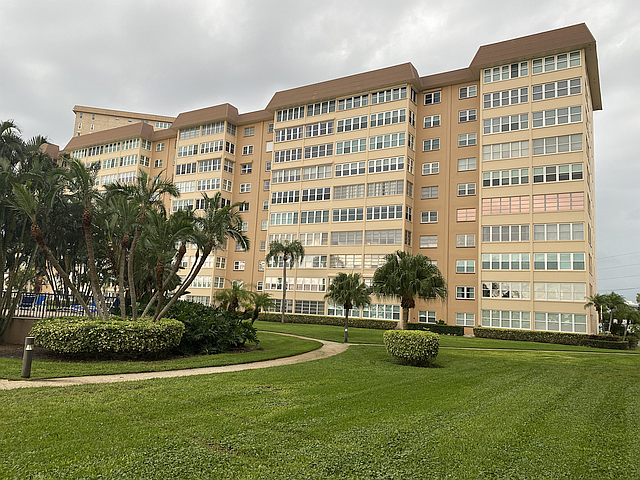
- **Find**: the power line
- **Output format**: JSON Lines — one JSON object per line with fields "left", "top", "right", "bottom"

{"left": 598, "top": 274, "right": 640, "bottom": 281}
{"left": 596, "top": 233, "right": 640, "bottom": 242}
{"left": 598, "top": 262, "right": 640, "bottom": 271}
{"left": 598, "top": 251, "right": 640, "bottom": 261}
{"left": 596, "top": 286, "right": 640, "bottom": 292}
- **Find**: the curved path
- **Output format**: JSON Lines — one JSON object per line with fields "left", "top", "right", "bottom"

{"left": 0, "top": 333, "right": 348, "bottom": 391}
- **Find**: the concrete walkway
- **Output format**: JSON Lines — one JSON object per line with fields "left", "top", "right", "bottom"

{"left": 0, "top": 333, "right": 348, "bottom": 391}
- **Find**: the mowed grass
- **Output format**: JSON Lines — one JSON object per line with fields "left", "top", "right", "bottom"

{"left": 255, "top": 320, "right": 639, "bottom": 353}
{"left": 0, "top": 332, "right": 321, "bottom": 380}
{"left": 1, "top": 345, "right": 639, "bottom": 479}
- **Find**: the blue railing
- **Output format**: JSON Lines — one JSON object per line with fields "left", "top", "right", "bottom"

{"left": 9, "top": 292, "right": 119, "bottom": 318}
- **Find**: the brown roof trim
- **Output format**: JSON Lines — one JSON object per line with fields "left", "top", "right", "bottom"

{"left": 73, "top": 105, "right": 175, "bottom": 123}
{"left": 152, "top": 128, "right": 178, "bottom": 141}
{"left": 265, "top": 63, "right": 422, "bottom": 111}
{"left": 420, "top": 68, "right": 476, "bottom": 90}
{"left": 171, "top": 103, "right": 240, "bottom": 130}
{"left": 238, "top": 109, "right": 273, "bottom": 124}
{"left": 40, "top": 143, "right": 60, "bottom": 158}
{"left": 62, "top": 122, "right": 155, "bottom": 152}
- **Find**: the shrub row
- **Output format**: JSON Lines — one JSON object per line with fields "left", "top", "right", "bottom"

{"left": 258, "top": 312, "right": 397, "bottom": 330}
{"left": 165, "top": 301, "right": 258, "bottom": 355}
{"left": 407, "top": 323, "right": 465, "bottom": 336}
{"left": 383, "top": 330, "right": 439, "bottom": 366}
{"left": 30, "top": 316, "right": 184, "bottom": 358}
{"left": 473, "top": 327, "right": 632, "bottom": 350}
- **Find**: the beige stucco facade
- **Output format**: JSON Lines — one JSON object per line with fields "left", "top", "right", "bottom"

{"left": 61, "top": 23, "right": 601, "bottom": 333}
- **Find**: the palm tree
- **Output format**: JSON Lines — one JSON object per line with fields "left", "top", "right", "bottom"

{"left": 265, "top": 239, "right": 305, "bottom": 323}
{"left": 604, "top": 292, "right": 626, "bottom": 334}
{"left": 105, "top": 170, "right": 179, "bottom": 320}
{"left": 214, "top": 280, "right": 252, "bottom": 312}
{"left": 242, "top": 290, "right": 275, "bottom": 324}
{"left": 65, "top": 158, "right": 107, "bottom": 318}
{"left": 372, "top": 250, "right": 447, "bottom": 330}
{"left": 584, "top": 293, "right": 607, "bottom": 329}
{"left": 154, "top": 192, "right": 249, "bottom": 321}
{"left": 324, "top": 273, "right": 371, "bottom": 342}
{"left": 141, "top": 209, "right": 195, "bottom": 321}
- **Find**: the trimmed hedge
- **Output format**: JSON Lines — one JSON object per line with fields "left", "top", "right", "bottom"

{"left": 407, "top": 323, "right": 465, "bottom": 336}
{"left": 383, "top": 330, "right": 439, "bottom": 366}
{"left": 30, "top": 316, "right": 184, "bottom": 359}
{"left": 473, "top": 327, "right": 632, "bottom": 350}
{"left": 258, "top": 312, "right": 397, "bottom": 330}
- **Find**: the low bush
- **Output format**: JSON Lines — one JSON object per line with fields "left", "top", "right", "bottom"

{"left": 258, "top": 312, "right": 396, "bottom": 330}
{"left": 473, "top": 327, "right": 632, "bottom": 350}
{"left": 30, "top": 316, "right": 184, "bottom": 359}
{"left": 383, "top": 330, "right": 439, "bottom": 366}
{"left": 407, "top": 323, "right": 465, "bottom": 336}
{"left": 165, "top": 301, "right": 258, "bottom": 355}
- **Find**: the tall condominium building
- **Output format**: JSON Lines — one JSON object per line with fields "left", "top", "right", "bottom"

{"left": 63, "top": 23, "right": 601, "bottom": 333}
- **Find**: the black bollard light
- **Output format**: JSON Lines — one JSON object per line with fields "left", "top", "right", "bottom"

{"left": 21, "top": 336, "right": 35, "bottom": 378}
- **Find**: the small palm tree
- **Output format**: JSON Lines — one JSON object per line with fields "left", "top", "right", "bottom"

{"left": 584, "top": 293, "right": 607, "bottom": 328}
{"left": 265, "top": 239, "right": 305, "bottom": 323}
{"left": 372, "top": 250, "right": 447, "bottom": 330}
{"left": 214, "top": 280, "right": 252, "bottom": 312}
{"left": 604, "top": 292, "right": 626, "bottom": 334}
{"left": 324, "top": 273, "right": 371, "bottom": 342}
{"left": 243, "top": 290, "right": 275, "bottom": 324}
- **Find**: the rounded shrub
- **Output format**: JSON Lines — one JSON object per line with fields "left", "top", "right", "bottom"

{"left": 383, "top": 330, "right": 439, "bottom": 366}
{"left": 30, "top": 316, "right": 184, "bottom": 359}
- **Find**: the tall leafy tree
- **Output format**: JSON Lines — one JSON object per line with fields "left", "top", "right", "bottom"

{"left": 604, "top": 292, "right": 626, "bottom": 334}
{"left": 155, "top": 192, "right": 249, "bottom": 321}
{"left": 372, "top": 251, "right": 447, "bottom": 330}
{"left": 324, "top": 272, "right": 371, "bottom": 342}
{"left": 584, "top": 293, "right": 607, "bottom": 328}
{"left": 106, "top": 170, "right": 178, "bottom": 320}
{"left": 265, "top": 239, "right": 305, "bottom": 323}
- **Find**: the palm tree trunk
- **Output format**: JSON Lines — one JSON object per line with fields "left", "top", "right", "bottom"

{"left": 608, "top": 311, "right": 614, "bottom": 334}
{"left": 400, "top": 307, "right": 409, "bottom": 330}
{"left": 153, "top": 260, "right": 164, "bottom": 321}
{"left": 155, "top": 242, "right": 214, "bottom": 321}
{"left": 30, "top": 223, "right": 95, "bottom": 319}
{"left": 142, "top": 242, "right": 187, "bottom": 318}
{"left": 83, "top": 209, "right": 108, "bottom": 319}
{"left": 118, "top": 238, "right": 128, "bottom": 318}
{"left": 344, "top": 310, "right": 349, "bottom": 343}
{"left": 281, "top": 260, "right": 287, "bottom": 324}
{"left": 128, "top": 226, "right": 143, "bottom": 321}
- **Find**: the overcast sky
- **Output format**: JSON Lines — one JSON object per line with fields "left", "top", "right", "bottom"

{"left": 1, "top": 0, "right": 638, "bottom": 299}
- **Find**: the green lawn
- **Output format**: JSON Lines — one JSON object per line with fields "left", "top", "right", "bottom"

{"left": 0, "top": 332, "right": 321, "bottom": 381}
{"left": 255, "top": 321, "right": 639, "bottom": 353}
{"left": 1, "top": 345, "right": 638, "bottom": 479}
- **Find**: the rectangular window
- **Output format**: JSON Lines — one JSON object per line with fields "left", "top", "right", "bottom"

{"left": 269, "top": 212, "right": 298, "bottom": 226}
{"left": 302, "top": 164, "right": 332, "bottom": 181}
{"left": 222, "top": 179, "right": 232, "bottom": 192}
{"left": 176, "top": 162, "right": 197, "bottom": 175}
{"left": 532, "top": 106, "right": 582, "bottom": 128}
{"left": 482, "top": 168, "right": 529, "bottom": 187}
{"left": 456, "top": 234, "right": 475, "bottom": 247}
{"left": 532, "top": 134, "right": 582, "bottom": 156}
{"left": 458, "top": 133, "right": 477, "bottom": 147}
{"left": 482, "top": 196, "right": 530, "bottom": 215}
{"left": 361, "top": 304, "right": 400, "bottom": 320}
{"left": 295, "top": 278, "right": 327, "bottom": 292}
{"left": 455, "top": 313, "right": 476, "bottom": 327}
{"left": 191, "top": 276, "right": 212, "bottom": 288}
{"left": 307, "top": 100, "right": 336, "bottom": 117}
{"left": 275, "top": 148, "right": 303, "bottom": 163}
{"left": 366, "top": 205, "right": 403, "bottom": 221}
{"left": 423, "top": 139, "right": 440, "bottom": 152}
{"left": 271, "top": 168, "right": 301, "bottom": 184}
{"left": 483, "top": 113, "right": 529, "bottom": 135}
{"left": 301, "top": 187, "right": 330, "bottom": 202}
{"left": 483, "top": 62, "right": 528, "bottom": 83}
{"left": 367, "top": 180, "right": 403, "bottom": 197}
{"left": 532, "top": 192, "right": 584, "bottom": 212}
{"left": 368, "top": 156, "right": 404, "bottom": 174}
{"left": 421, "top": 186, "right": 438, "bottom": 199}
{"left": 532, "top": 51, "right": 581, "bottom": 75}
{"left": 330, "top": 231, "right": 362, "bottom": 246}
{"left": 419, "top": 311, "right": 437, "bottom": 323}
{"left": 457, "top": 209, "right": 476, "bottom": 222}
{"left": 242, "top": 145, "right": 254, "bottom": 155}
{"left": 481, "top": 310, "right": 531, "bottom": 329}
{"left": 370, "top": 87, "right": 406, "bottom": 105}
{"left": 482, "top": 140, "right": 529, "bottom": 161}
{"left": 482, "top": 224, "right": 530, "bottom": 243}
{"left": 200, "top": 140, "right": 224, "bottom": 154}
{"left": 483, "top": 87, "right": 529, "bottom": 109}
{"left": 198, "top": 159, "right": 221, "bottom": 172}
{"left": 532, "top": 163, "right": 583, "bottom": 184}
{"left": 225, "top": 141, "right": 235, "bottom": 154}
{"left": 335, "top": 138, "right": 367, "bottom": 155}
{"left": 244, "top": 126, "right": 255, "bottom": 137}
{"left": 240, "top": 163, "right": 252, "bottom": 174}
{"left": 276, "top": 107, "right": 305, "bottom": 123}
{"left": 215, "top": 257, "right": 226, "bottom": 269}
{"left": 275, "top": 126, "right": 304, "bottom": 142}
{"left": 533, "top": 253, "right": 585, "bottom": 271}
{"left": 335, "top": 161, "right": 366, "bottom": 177}
{"left": 271, "top": 190, "right": 300, "bottom": 204}
{"left": 300, "top": 210, "right": 330, "bottom": 224}
{"left": 304, "top": 144, "right": 333, "bottom": 159}
{"left": 533, "top": 312, "right": 586, "bottom": 333}
{"left": 120, "top": 155, "right": 138, "bottom": 167}
{"left": 365, "top": 230, "right": 402, "bottom": 245}
{"left": 459, "top": 85, "right": 477, "bottom": 99}
{"left": 423, "top": 115, "right": 441, "bottom": 128}
{"left": 532, "top": 78, "right": 582, "bottom": 101}
{"left": 533, "top": 222, "right": 584, "bottom": 241}
{"left": 329, "top": 255, "right": 361, "bottom": 269}
{"left": 333, "top": 184, "right": 365, "bottom": 200}
{"left": 369, "top": 132, "right": 405, "bottom": 151}
{"left": 172, "top": 199, "right": 194, "bottom": 211}
{"left": 481, "top": 253, "right": 530, "bottom": 270}
{"left": 458, "top": 157, "right": 476, "bottom": 171}
{"left": 337, "top": 95, "right": 369, "bottom": 111}
{"left": 422, "top": 162, "right": 439, "bottom": 175}
{"left": 294, "top": 300, "right": 325, "bottom": 315}
{"left": 420, "top": 236, "right": 437, "bottom": 248}
{"left": 456, "top": 286, "right": 475, "bottom": 300}
{"left": 457, "top": 183, "right": 476, "bottom": 196}
{"left": 175, "top": 181, "right": 195, "bottom": 193}
{"left": 177, "top": 144, "right": 198, "bottom": 157}
{"left": 534, "top": 282, "right": 587, "bottom": 302}
{"left": 305, "top": 121, "right": 334, "bottom": 138}
{"left": 179, "top": 127, "right": 199, "bottom": 140}
{"left": 337, "top": 115, "right": 368, "bottom": 132}
{"left": 201, "top": 122, "right": 225, "bottom": 136}
{"left": 332, "top": 208, "right": 364, "bottom": 222}
{"left": 424, "top": 92, "right": 441, "bottom": 105}
{"left": 239, "top": 183, "right": 251, "bottom": 193}
{"left": 154, "top": 159, "right": 163, "bottom": 168}
{"left": 370, "top": 109, "right": 406, "bottom": 127}
{"left": 459, "top": 109, "right": 477, "bottom": 123}
{"left": 421, "top": 211, "right": 438, "bottom": 223}
{"left": 482, "top": 281, "right": 531, "bottom": 300}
